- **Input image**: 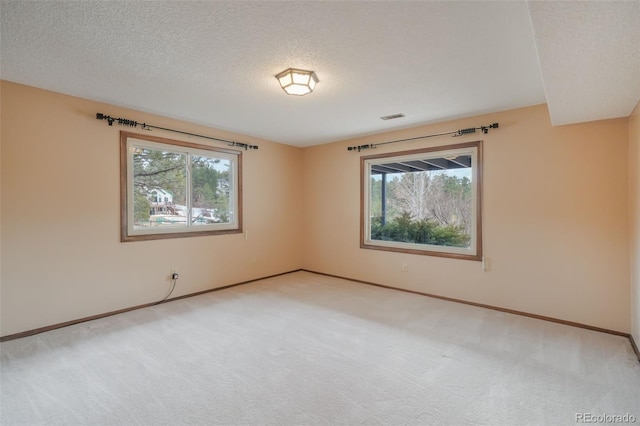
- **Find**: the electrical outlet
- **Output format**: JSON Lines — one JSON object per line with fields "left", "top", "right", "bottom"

{"left": 171, "top": 271, "right": 179, "bottom": 280}
{"left": 402, "top": 263, "right": 408, "bottom": 272}
{"left": 482, "top": 257, "right": 490, "bottom": 272}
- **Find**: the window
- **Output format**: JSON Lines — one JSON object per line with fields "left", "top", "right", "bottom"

{"left": 120, "top": 131, "right": 242, "bottom": 241}
{"left": 361, "top": 141, "right": 482, "bottom": 260}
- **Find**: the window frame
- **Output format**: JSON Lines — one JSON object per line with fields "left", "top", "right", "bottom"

{"left": 360, "top": 141, "right": 482, "bottom": 261}
{"left": 120, "top": 131, "right": 242, "bottom": 242}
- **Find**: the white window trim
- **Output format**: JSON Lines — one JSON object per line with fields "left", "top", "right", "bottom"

{"left": 121, "top": 131, "right": 242, "bottom": 242}
{"left": 361, "top": 141, "right": 482, "bottom": 261}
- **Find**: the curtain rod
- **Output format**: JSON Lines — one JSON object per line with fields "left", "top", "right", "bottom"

{"left": 347, "top": 123, "right": 499, "bottom": 152}
{"left": 96, "top": 113, "right": 259, "bottom": 150}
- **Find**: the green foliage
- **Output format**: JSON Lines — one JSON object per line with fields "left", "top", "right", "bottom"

{"left": 370, "top": 177, "right": 382, "bottom": 217}
{"left": 370, "top": 168, "right": 473, "bottom": 246}
{"left": 371, "top": 211, "right": 470, "bottom": 248}
{"left": 132, "top": 148, "right": 232, "bottom": 224}
{"left": 370, "top": 176, "right": 402, "bottom": 221}
{"left": 134, "top": 192, "right": 151, "bottom": 223}
{"left": 191, "top": 156, "right": 231, "bottom": 223}
{"left": 133, "top": 148, "right": 187, "bottom": 204}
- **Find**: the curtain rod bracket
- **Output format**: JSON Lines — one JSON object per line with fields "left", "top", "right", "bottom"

{"left": 347, "top": 144, "right": 374, "bottom": 152}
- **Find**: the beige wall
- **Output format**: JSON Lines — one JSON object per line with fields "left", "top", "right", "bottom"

{"left": 1, "top": 81, "right": 634, "bottom": 337}
{"left": 629, "top": 101, "right": 640, "bottom": 344}
{"left": 0, "top": 81, "right": 304, "bottom": 336}
{"left": 302, "top": 104, "right": 631, "bottom": 332}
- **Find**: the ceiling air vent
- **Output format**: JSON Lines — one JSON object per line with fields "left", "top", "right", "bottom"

{"left": 380, "top": 113, "right": 405, "bottom": 121}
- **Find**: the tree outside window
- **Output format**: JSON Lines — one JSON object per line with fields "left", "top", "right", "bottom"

{"left": 361, "top": 141, "right": 482, "bottom": 260}
{"left": 121, "top": 132, "right": 242, "bottom": 242}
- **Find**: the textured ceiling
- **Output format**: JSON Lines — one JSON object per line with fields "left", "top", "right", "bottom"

{"left": 1, "top": 1, "right": 638, "bottom": 147}
{"left": 528, "top": 1, "right": 640, "bottom": 126}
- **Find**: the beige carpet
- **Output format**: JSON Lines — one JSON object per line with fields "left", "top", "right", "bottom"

{"left": 1, "top": 271, "right": 639, "bottom": 425}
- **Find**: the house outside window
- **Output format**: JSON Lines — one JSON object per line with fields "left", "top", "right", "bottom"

{"left": 121, "top": 132, "right": 242, "bottom": 242}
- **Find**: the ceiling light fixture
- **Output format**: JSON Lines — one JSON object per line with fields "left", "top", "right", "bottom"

{"left": 275, "top": 68, "right": 319, "bottom": 96}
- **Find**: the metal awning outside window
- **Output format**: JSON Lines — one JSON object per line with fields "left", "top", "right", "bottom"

{"left": 371, "top": 155, "right": 472, "bottom": 175}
